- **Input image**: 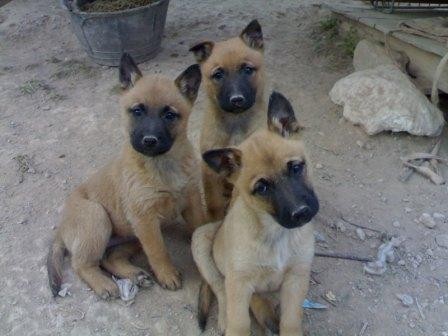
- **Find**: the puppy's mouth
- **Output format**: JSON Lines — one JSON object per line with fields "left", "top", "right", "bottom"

{"left": 275, "top": 216, "right": 313, "bottom": 230}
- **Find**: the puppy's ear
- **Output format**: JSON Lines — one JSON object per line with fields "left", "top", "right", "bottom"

{"left": 240, "top": 19, "right": 263, "bottom": 50}
{"left": 189, "top": 41, "right": 214, "bottom": 63}
{"left": 267, "top": 91, "right": 301, "bottom": 137}
{"left": 175, "top": 64, "right": 202, "bottom": 104}
{"left": 119, "top": 53, "right": 142, "bottom": 90}
{"left": 202, "top": 148, "right": 242, "bottom": 177}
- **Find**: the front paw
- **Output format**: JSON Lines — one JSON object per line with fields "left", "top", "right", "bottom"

{"left": 155, "top": 266, "right": 182, "bottom": 290}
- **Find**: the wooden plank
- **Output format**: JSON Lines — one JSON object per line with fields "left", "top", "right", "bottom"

{"left": 324, "top": 3, "right": 448, "bottom": 57}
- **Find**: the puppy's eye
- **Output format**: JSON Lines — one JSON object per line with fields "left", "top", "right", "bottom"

{"left": 289, "top": 161, "right": 304, "bottom": 176}
{"left": 242, "top": 65, "right": 255, "bottom": 75}
{"left": 162, "top": 106, "right": 178, "bottom": 121}
{"left": 253, "top": 178, "right": 270, "bottom": 196}
{"left": 131, "top": 105, "right": 145, "bottom": 117}
{"left": 212, "top": 68, "right": 225, "bottom": 81}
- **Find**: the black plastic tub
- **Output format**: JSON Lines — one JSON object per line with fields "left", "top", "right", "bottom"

{"left": 62, "top": 0, "right": 169, "bottom": 66}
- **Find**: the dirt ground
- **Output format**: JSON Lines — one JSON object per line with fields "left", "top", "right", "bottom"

{"left": 1, "top": 0, "right": 447, "bottom": 335}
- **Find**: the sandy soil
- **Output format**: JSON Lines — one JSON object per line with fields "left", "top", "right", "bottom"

{"left": 0, "top": 0, "right": 447, "bottom": 335}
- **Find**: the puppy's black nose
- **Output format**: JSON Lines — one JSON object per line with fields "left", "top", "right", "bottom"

{"left": 142, "top": 135, "right": 158, "bottom": 147}
{"left": 230, "top": 95, "right": 245, "bottom": 107}
{"left": 291, "top": 206, "right": 311, "bottom": 222}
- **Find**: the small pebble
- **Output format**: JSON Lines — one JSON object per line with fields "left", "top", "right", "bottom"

{"left": 404, "top": 207, "right": 413, "bottom": 213}
{"left": 398, "top": 260, "right": 405, "bottom": 266}
{"left": 356, "top": 228, "right": 366, "bottom": 241}
{"left": 419, "top": 213, "right": 436, "bottom": 229}
{"left": 392, "top": 220, "right": 400, "bottom": 228}
{"left": 435, "top": 234, "right": 448, "bottom": 248}
{"left": 396, "top": 294, "right": 413, "bottom": 307}
{"left": 315, "top": 163, "right": 323, "bottom": 169}
{"left": 356, "top": 140, "right": 364, "bottom": 148}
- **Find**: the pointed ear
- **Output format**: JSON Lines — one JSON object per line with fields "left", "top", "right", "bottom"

{"left": 267, "top": 91, "right": 301, "bottom": 137}
{"left": 240, "top": 19, "right": 263, "bottom": 50}
{"left": 119, "top": 53, "right": 142, "bottom": 90}
{"left": 202, "top": 148, "right": 242, "bottom": 177}
{"left": 175, "top": 64, "right": 202, "bottom": 104}
{"left": 189, "top": 41, "right": 214, "bottom": 63}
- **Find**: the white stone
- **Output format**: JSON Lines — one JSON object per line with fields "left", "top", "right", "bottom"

{"left": 419, "top": 213, "right": 436, "bottom": 229}
{"left": 356, "top": 228, "right": 366, "bottom": 241}
{"left": 329, "top": 65, "right": 445, "bottom": 136}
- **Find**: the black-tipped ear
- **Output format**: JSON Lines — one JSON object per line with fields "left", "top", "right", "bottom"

{"left": 202, "top": 148, "right": 242, "bottom": 177}
{"left": 189, "top": 41, "right": 214, "bottom": 63}
{"left": 240, "top": 19, "right": 263, "bottom": 50}
{"left": 268, "top": 91, "right": 301, "bottom": 137}
{"left": 175, "top": 64, "right": 202, "bottom": 104}
{"left": 119, "top": 53, "right": 142, "bottom": 90}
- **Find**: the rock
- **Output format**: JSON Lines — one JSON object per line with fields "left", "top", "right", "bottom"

{"left": 404, "top": 207, "right": 413, "bottom": 213}
{"left": 398, "top": 260, "right": 406, "bottom": 266}
{"left": 419, "top": 213, "right": 436, "bottom": 229}
{"left": 356, "top": 140, "right": 365, "bottom": 148}
{"left": 393, "top": 220, "right": 401, "bottom": 228}
{"left": 353, "top": 39, "right": 409, "bottom": 72}
{"left": 356, "top": 228, "right": 366, "bottom": 241}
{"left": 329, "top": 65, "right": 445, "bottom": 136}
{"left": 315, "top": 163, "right": 323, "bottom": 169}
{"left": 433, "top": 212, "right": 446, "bottom": 221}
{"left": 435, "top": 234, "right": 448, "bottom": 248}
{"left": 396, "top": 294, "right": 414, "bottom": 307}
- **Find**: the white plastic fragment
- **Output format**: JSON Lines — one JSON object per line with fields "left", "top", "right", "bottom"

{"left": 113, "top": 276, "right": 138, "bottom": 302}
{"left": 364, "top": 237, "right": 403, "bottom": 275}
{"left": 58, "top": 283, "right": 72, "bottom": 297}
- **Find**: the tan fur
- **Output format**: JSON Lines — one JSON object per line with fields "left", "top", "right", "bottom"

{"left": 198, "top": 36, "right": 266, "bottom": 221}
{"left": 192, "top": 129, "right": 315, "bottom": 336}
{"left": 47, "top": 72, "right": 206, "bottom": 298}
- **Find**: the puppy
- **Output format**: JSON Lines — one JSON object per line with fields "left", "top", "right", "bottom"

{"left": 190, "top": 19, "right": 266, "bottom": 221}
{"left": 47, "top": 53, "right": 205, "bottom": 299}
{"left": 192, "top": 92, "right": 319, "bottom": 335}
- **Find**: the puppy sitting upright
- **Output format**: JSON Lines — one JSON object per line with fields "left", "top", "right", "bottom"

{"left": 192, "top": 92, "right": 319, "bottom": 336}
{"left": 190, "top": 19, "right": 265, "bottom": 221}
{"left": 47, "top": 54, "right": 204, "bottom": 299}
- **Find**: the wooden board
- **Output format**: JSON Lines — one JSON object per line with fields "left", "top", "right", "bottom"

{"left": 325, "top": 3, "right": 448, "bottom": 56}
{"left": 324, "top": 2, "right": 448, "bottom": 93}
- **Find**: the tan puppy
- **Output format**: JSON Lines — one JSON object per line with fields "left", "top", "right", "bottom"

{"left": 190, "top": 19, "right": 266, "bottom": 221}
{"left": 47, "top": 53, "right": 205, "bottom": 299}
{"left": 192, "top": 92, "right": 319, "bottom": 336}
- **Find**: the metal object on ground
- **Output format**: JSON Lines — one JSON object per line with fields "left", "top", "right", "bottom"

{"left": 62, "top": 0, "right": 169, "bottom": 66}
{"left": 371, "top": 1, "right": 448, "bottom": 13}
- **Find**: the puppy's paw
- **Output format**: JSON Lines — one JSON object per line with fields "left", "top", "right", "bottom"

{"left": 93, "top": 279, "right": 120, "bottom": 300}
{"left": 155, "top": 267, "right": 182, "bottom": 290}
{"left": 135, "top": 271, "right": 155, "bottom": 288}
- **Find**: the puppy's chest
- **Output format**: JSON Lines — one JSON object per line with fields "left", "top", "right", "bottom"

{"left": 257, "top": 232, "right": 303, "bottom": 270}
{"left": 149, "top": 157, "right": 192, "bottom": 194}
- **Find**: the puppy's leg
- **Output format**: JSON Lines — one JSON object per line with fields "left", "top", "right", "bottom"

{"left": 64, "top": 198, "right": 118, "bottom": 299}
{"left": 279, "top": 268, "right": 311, "bottom": 336}
{"left": 133, "top": 217, "right": 181, "bottom": 290}
{"left": 225, "top": 275, "right": 253, "bottom": 336}
{"left": 191, "top": 222, "right": 226, "bottom": 332}
{"left": 250, "top": 295, "right": 280, "bottom": 334}
{"left": 203, "top": 165, "right": 229, "bottom": 222}
{"left": 182, "top": 183, "right": 207, "bottom": 235}
{"left": 101, "top": 242, "right": 152, "bottom": 287}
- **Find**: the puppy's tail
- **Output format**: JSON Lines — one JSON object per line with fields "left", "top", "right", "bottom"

{"left": 198, "top": 280, "right": 214, "bottom": 331}
{"left": 46, "top": 234, "right": 66, "bottom": 297}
